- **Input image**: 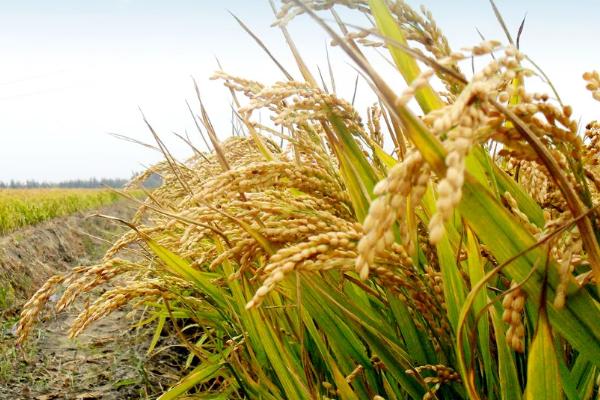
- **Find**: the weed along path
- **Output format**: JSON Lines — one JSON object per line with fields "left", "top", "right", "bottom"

{"left": 0, "top": 202, "right": 179, "bottom": 399}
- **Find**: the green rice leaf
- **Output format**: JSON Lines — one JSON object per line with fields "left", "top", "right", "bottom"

{"left": 157, "top": 359, "right": 224, "bottom": 400}
{"left": 524, "top": 306, "right": 562, "bottom": 400}
{"left": 144, "top": 238, "right": 229, "bottom": 309}
{"left": 147, "top": 313, "right": 167, "bottom": 355}
{"left": 368, "top": 0, "right": 444, "bottom": 113}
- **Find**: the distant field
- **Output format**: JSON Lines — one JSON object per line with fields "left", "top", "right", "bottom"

{"left": 0, "top": 189, "right": 122, "bottom": 234}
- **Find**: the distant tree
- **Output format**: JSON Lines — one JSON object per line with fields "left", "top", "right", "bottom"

{"left": 0, "top": 170, "right": 168, "bottom": 189}
{"left": 0, "top": 177, "right": 131, "bottom": 189}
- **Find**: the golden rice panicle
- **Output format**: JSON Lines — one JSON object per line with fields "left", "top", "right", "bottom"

{"left": 103, "top": 227, "right": 162, "bottom": 260}
{"left": 583, "top": 70, "right": 600, "bottom": 101}
{"left": 517, "top": 161, "right": 550, "bottom": 205}
{"left": 344, "top": 364, "right": 364, "bottom": 385}
{"left": 355, "top": 149, "right": 427, "bottom": 280}
{"left": 55, "top": 259, "right": 141, "bottom": 312}
{"left": 246, "top": 229, "right": 361, "bottom": 309}
{"left": 501, "top": 191, "right": 541, "bottom": 236}
{"left": 16, "top": 275, "right": 65, "bottom": 344}
{"left": 428, "top": 104, "right": 480, "bottom": 243}
{"left": 427, "top": 45, "right": 525, "bottom": 244}
{"left": 272, "top": 1, "right": 353, "bottom": 27}
{"left": 554, "top": 253, "right": 574, "bottom": 309}
{"left": 68, "top": 282, "right": 166, "bottom": 338}
{"left": 369, "top": 263, "right": 449, "bottom": 346}
{"left": 407, "top": 364, "right": 461, "bottom": 400}
{"left": 415, "top": 4, "right": 466, "bottom": 95}
{"left": 367, "top": 103, "right": 383, "bottom": 147}
{"left": 274, "top": 0, "right": 466, "bottom": 94}
{"left": 550, "top": 226, "right": 581, "bottom": 308}
{"left": 210, "top": 70, "right": 265, "bottom": 98}
{"left": 584, "top": 121, "right": 600, "bottom": 182}
{"left": 393, "top": 68, "right": 437, "bottom": 108}
{"left": 191, "top": 162, "right": 347, "bottom": 205}
{"left": 238, "top": 80, "right": 364, "bottom": 134}
{"left": 502, "top": 281, "right": 527, "bottom": 353}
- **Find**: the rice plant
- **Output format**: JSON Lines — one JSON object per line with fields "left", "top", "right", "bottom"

{"left": 17, "top": 1, "right": 600, "bottom": 399}
{"left": 0, "top": 189, "right": 121, "bottom": 234}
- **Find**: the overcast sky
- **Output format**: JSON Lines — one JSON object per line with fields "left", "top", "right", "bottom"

{"left": 1, "top": 0, "right": 599, "bottom": 182}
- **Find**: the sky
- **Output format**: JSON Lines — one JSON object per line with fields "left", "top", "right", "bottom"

{"left": 1, "top": 0, "right": 599, "bottom": 182}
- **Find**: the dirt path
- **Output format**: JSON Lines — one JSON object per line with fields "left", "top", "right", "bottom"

{"left": 3, "top": 299, "right": 179, "bottom": 399}
{"left": 0, "top": 202, "right": 180, "bottom": 399}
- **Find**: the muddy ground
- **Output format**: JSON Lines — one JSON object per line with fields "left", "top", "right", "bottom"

{"left": 0, "top": 202, "right": 181, "bottom": 399}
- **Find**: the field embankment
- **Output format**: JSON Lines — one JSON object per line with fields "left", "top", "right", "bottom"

{"left": 0, "top": 200, "right": 132, "bottom": 313}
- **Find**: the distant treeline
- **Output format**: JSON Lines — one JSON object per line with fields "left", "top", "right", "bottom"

{"left": 0, "top": 174, "right": 162, "bottom": 189}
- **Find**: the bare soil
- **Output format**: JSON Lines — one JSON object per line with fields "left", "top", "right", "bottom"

{"left": 0, "top": 202, "right": 181, "bottom": 399}
{"left": 0, "top": 201, "right": 134, "bottom": 309}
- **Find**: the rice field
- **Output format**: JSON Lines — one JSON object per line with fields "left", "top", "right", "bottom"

{"left": 0, "top": 189, "right": 121, "bottom": 234}
{"left": 13, "top": 1, "right": 600, "bottom": 399}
